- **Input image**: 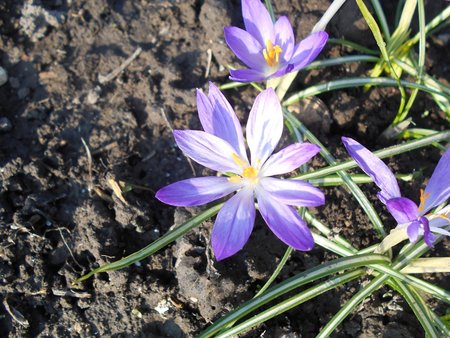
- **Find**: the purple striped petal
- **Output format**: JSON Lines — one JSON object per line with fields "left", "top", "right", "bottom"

{"left": 386, "top": 197, "right": 419, "bottom": 224}
{"left": 342, "top": 137, "right": 401, "bottom": 204}
{"left": 211, "top": 188, "right": 256, "bottom": 260}
{"left": 256, "top": 188, "right": 314, "bottom": 251}
{"left": 420, "top": 216, "right": 436, "bottom": 247}
{"left": 196, "top": 83, "right": 247, "bottom": 160}
{"left": 429, "top": 219, "right": 450, "bottom": 237}
{"left": 174, "top": 130, "right": 244, "bottom": 174}
{"left": 246, "top": 88, "right": 283, "bottom": 167}
{"left": 229, "top": 68, "right": 267, "bottom": 82}
{"left": 274, "top": 16, "right": 294, "bottom": 62}
{"left": 156, "top": 177, "right": 240, "bottom": 207}
{"left": 290, "top": 31, "right": 328, "bottom": 71}
{"left": 242, "top": 0, "right": 275, "bottom": 46}
{"left": 224, "top": 26, "right": 265, "bottom": 69}
{"left": 406, "top": 220, "right": 420, "bottom": 243}
{"left": 259, "top": 177, "right": 325, "bottom": 207}
{"left": 428, "top": 206, "right": 450, "bottom": 237}
{"left": 261, "top": 142, "right": 320, "bottom": 176}
{"left": 421, "top": 147, "right": 450, "bottom": 214}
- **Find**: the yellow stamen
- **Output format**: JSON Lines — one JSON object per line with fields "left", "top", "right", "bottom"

{"left": 244, "top": 166, "right": 259, "bottom": 184}
{"left": 263, "top": 40, "right": 282, "bottom": 67}
{"left": 230, "top": 152, "right": 259, "bottom": 184}
{"left": 228, "top": 175, "right": 242, "bottom": 183}
{"left": 418, "top": 189, "right": 430, "bottom": 213}
{"left": 232, "top": 153, "right": 248, "bottom": 169}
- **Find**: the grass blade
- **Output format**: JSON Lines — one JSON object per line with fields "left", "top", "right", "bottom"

{"left": 283, "top": 77, "right": 448, "bottom": 106}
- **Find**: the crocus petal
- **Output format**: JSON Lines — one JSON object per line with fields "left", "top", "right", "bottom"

{"left": 229, "top": 68, "right": 267, "bottom": 82}
{"left": 242, "top": 0, "right": 275, "bottom": 46}
{"left": 421, "top": 147, "right": 450, "bottom": 214}
{"left": 421, "top": 217, "right": 436, "bottom": 247}
{"left": 342, "top": 137, "right": 401, "bottom": 204}
{"left": 211, "top": 188, "right": 256, "bottom": 260}
{"left": 155, "top": 177, "right": 240, "bottom": 206}
{"left": 224, "top": 26, "right": 266, "bottom": 69}
{"left": 290, "top": 31, "right": 328, "bottom": 71}
{"left": 386, "top": 197, "right": 419, "bottom": 224}
{"left": 428, "top": 206, "right": 450, "bottom": 237}
{"left": 429, "top": 224, "right": 450, "bottom": 237}
{"left": 424, "top": 231, "right": 436, "bottom": 247}
{"left": 196, "top": 83, "right": 247, "bottom": 160}
{"left": 259, "top": 177, "right": 325, "bottom": 207}
{"left": 406, "top": 220, "right": 421, "bottom": 243}
{"left": 246, "top": 88, "right": 283, "bottom": 167}
{"left": 261, "top": 142, "right": 320, "bottom": 176}
{"left": 274, "top": 16, "right": 294, "bottom": 61}
{"left": 174, "top": 130, "right": 244, "bottom": 174}
{"left": 256, "top": 188, "right": 314, "bottom": 251}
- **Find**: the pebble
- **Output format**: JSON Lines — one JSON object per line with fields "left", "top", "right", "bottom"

{"left": 0, "top": 117, "right": 13, "bottom": 132}
{"left": 9, "top": 77, "right": 20, "bottom": 89}
{"left": 86, "top": 86, "right": 101, "bottom": 105}
{"left": 0, "top": 67, "right": 7, "bottom": 86}
{"left": 17, "top": 87, "right": 30, "bottom": 99}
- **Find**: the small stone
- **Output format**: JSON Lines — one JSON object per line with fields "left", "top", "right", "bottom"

{"left": 17, "top": 87, "right": 30, "bottom": 99}
{"left": 0, "top": 117, "right": 12, "bottom": 132}
{"left": 86, "top": 87, "right": 101, "bottom": 105}
{"left": 0, "top": 67, "right": 7, "bottom": 86}
{"left": 9, "top": 77, "right": 20, "bottom": 88}
{"left": 27, "top": 110, "right": 40, "bottom": 119}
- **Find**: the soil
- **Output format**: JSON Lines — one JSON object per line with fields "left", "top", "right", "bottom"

{"left": 0, "top": 0, "right": 449, "bottom": 337}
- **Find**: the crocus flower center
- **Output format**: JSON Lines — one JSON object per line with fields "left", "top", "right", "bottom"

{"left": 263, "top": 40, "right": 282, "bottom": 67}
{"left": 229, "top": 153, "right": 259, "bottom": 185}
{"left": 418, "top": 189, "right": 430, "bottom": 213}
{"left": 242, "top": 166, "right": 259, "bottom": 184}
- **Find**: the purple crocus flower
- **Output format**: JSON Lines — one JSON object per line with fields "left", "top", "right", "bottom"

{"left": 156, "top": 84, "right": 324, "bottom": 260}
{"left": 224, "top": 0, "right": 328, "bottom": 82}
{"left": 342, "top": 137, "right": 450, "bottom": 247}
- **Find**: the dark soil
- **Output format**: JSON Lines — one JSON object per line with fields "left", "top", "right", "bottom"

{"left": 0, "top": 0, "right": 448, "bottom": 337}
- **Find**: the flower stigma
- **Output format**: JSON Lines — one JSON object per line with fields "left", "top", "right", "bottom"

{"left": 263, "top": 40, "right": 282, "bottom": 67}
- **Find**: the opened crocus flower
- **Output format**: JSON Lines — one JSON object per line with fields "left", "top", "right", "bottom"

{"left": 342, "top": 137, "right": 450, "bottom": 247}
{"left": 224, "top": 0, "right": 328, "bottom": 82}
{"left": 156, "top": 84, "right": 324, "bottom": 260}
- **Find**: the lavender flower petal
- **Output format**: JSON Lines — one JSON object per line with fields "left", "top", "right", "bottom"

{"left": 174, "top": 130, "right": 244, "bottom": 174}
{"left": 421, "top": 147, "right": 450, "bottom": 214}
{"left": 260, "top": 177, "right": 325, "bottom": 207}
{"left": 197, "top": 83, "right": 247, "bottom": 160}
{"left": 242, "top": 0, "right": 275, "bottom": 46}
{"left": 342, "top": 137, "right": 401, "bottom": 204}
{"left": 429, "top": 220, "right": 450, "bottom": 237}
{"left": 224, "top": 26, "right": 266, "bottom": 69}
{"left": 229, "top": 68, "right": 268, "bottom": 82}
{"left": 421, "top": 217, "right": 436, "bottom": 247}
{"left": 386, "top": 197, "right": 419, "bottom": 224}
{"left": 155, "top": 177, "right": 240, "bottom": 207}
{"left": 290, "top": 31, "right": 329, "bottom": 71}
{"left": 274, "top": 16, "right": 294, "bottom": 61}
{"left": 428, "top": 206, "right": 450, "bottom": 237}
{"left": 261, "top": 142, "right": 320, "bottom": 176}
{"left": 406, "top": 220, "right": 421, "bottom": 243}
{"left": 246, "top": 88, "right": 283, "bottom": 167}
{"left": 256, "top": 188, "right": 314, "bottom": 250}
{"left": 211, "top": 188, "right": 256, "bottom": 260}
